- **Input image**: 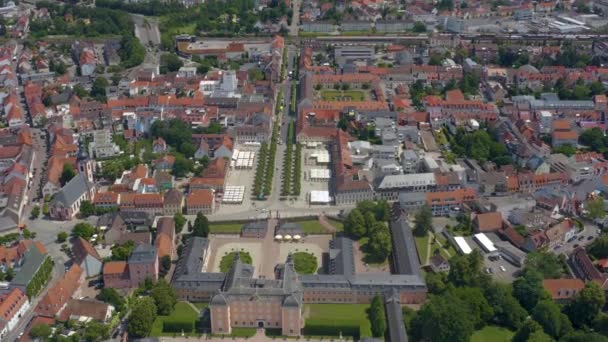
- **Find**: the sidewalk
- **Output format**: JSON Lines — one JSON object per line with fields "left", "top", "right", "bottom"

{"left": 156, "top": 329, "right": 350, "bottom": 342}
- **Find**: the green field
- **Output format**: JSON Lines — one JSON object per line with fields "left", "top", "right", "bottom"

{"left": 291, "top": 219, "right": 329, "bottom": 234}
{"left": 326, "top": 219, "right": 344, "bottom": 232}
{"left": 304, "top": 304, "right": 372, "bottom": 338}
{"left": 471, "top": 326, "right": 514, "bottom": 342}
{"left": 150, "top": 302, "right": 199, "bottom": 337}
{"left": 414, "top": 233, "right": 430, "bottom": 264}
{"left": 320, "top": 90, "right": 366, "bottom": 101}
{"left": 209, "top": 223, "right": 243, "bottom": 234}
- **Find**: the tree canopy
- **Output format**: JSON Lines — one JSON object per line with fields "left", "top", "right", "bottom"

{"left": 128, "top": 297, "right": 157, "bottom": 337}
{"left": 72, "top": 222, "right": 96, "bottom": 240}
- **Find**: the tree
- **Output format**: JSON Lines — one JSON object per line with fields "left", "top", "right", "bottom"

{"left": 90, "top": 77, "right": 109, "bottom": 102}
{"left": 57, "top": 231, "right": 68, "bottom": 243}
{"left": 513, "top": 319, "right": 552, "bottom": 342}
{"left": 447, "top": 250, "right": 489, "bottom": 288}
{"left": 337, "top": 118, "right": 348, "bottom": 131}
{"left": 561, "top": 331, "right": 608, "bottom": 342}
{"left": 98, "top": 288, "right": 126, "bottom": 312}
{"left": 150, "top": 279, "right": 177, "bottom": 315}
{"left": 589, "top": 234, "right": 608, "bottom": 259}
{"left": 119, "top": 34, "right": 145, "bottom": 68}
{"left": 588, "top": 197, "right": 606, "bottom": 219}
{"left": 128, "top": 297, "right": 157, "bottom": 337}
{"left": 448, "top": 287, "right": 493, "bottom": 329}
{"left": 414, "top": 205, "right": 432, "bottom": 236}
{"left": 344, "top": 208, "right": 367, "bottom": 239}
{"left": 566, "top": 281, "right": 606, "bottom": 328}
{"left": 366, "top": 224, "right": 392, "bottom": 262}
{"left": 174, "top": 212, "right": 186, "bottom": 234}
{"left": 72, "top": 222, "right": 96, "bottom": 240}
{"left": 161, "top": 53, "right": 183, "bottom": 73}
{"left": 30, "top": 323, "right": 52, "bottom": 339}
{"left": 172, "top": 154, "right": 193, "bottom": 178}
{"left": 60, "top": 163, "right": 76, "bottom": 186}
{"left": 73, "top": 84, "right": 88, "bottom": 98}
{"left": 413, "top": 21, "right": 426, "bottom": 32}
{"left": 192, "top": 212, "right": 209, "bottom": 237}
{"left": 111, "top": 241, "right": 135, "bottom": 260}
{"left": 411, "top": 293, "right": 475, "bottom": 342}
{"left": 80, "top": 200, "right": 95, "bottom": 217}
{"left": 532, "top": 300, "right": 573, "bottom": 339}
{"left": 425, "top": 272, "right": 448, "bottom": 294}
{"left": 160, "top": 255, "right": 171, "bottom": 276}
{"left": 369, "top": 295, "right": 386, "bottom": 337}
{"left": 483, "top": 283, "right": 527, "bottom": 330}
{"left": 513, "top": 270, "right": 550, "bottom": 311}
{"left": 524, "top": 251, "right": 564, "bottom": 278}
{"left": 374, "top": 200, "right": 390, "bottom": 221}
{"left": 248, "top": 68, "right": 264, "bottom": 82}
{"left": 84, "top": 321, "right": 110, "bottom": 342}
{"left": 437, "top": 0, "right": 454, "bottom": 10}
{"left": 31, "top": 206, "right": 40, "bottom": 218}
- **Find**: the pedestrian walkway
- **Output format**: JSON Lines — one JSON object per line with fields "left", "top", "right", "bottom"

{"left": 157, "top": 329, "right": 348, "bottom": 342}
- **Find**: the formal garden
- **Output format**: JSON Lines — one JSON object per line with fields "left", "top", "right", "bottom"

{"left": 320, "top": 89, "right": 366, "bottom": 101}
{"left": 292, "top": 252, "right": 318, "bottom": 274}
{"left": 219, "top": 251, "right": 253, "bottom": 273}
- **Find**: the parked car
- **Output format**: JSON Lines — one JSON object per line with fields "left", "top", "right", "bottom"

{"left": 499, "top": 265, "right": 506, "bottom": 272}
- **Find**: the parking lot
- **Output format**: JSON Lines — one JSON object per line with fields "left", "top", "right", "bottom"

{"left": 483, "top": 253, "right": 521, "bottom": 283}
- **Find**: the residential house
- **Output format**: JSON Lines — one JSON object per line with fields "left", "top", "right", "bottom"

{"left": 186, "top": 189, "right": 215, "bottom": 215}
{"left": 194, "top": 134, "right": 233, "bottom": 160}
{"left": 571, "top": 247, "right": 608, "bottom": 288}
{"left": 0, "top": 288, "right": 30, "bottom": 339}
{"left": 189, "top": 158, "right": 228, "bottom": 192}
{"left": 543, "top": 278, "right": 585, "bottom": 303}
{"left": 155, "top": 217, "right": 175, "bottom": 259}
{"left": 152, "top": 138, "right": 168, "bottom": 153}
{"left": 92, "top": 191, "right": 119, "bottom": 210}
{"left": 49, "top": 174, "right": 95, "bottom": 220}
{"left": 58, "top": 299, "right": 113, "bottom": 323}
{"left": 103, "top": 243, "right": 159, "bottom": 289}
{"left": 72, "top": 237, "right": 103, "bottom": 278}
{"left": 473, "top": 212, "right": 503, "bottom": 233}
{"left": 163, "top": 188, "right": 183, "bottom": 215}
{"left": 100, "top": 211, "right": 152, "bottom": 246}
{"left": 522, "top": 220, "right": 576, "bottom": 252}
{"left": 428, "top": 255, "right": 450, "bottom": 273}
{"left": 36, "top": 264, "right": 83, "bottom": 318}
{"left": 153, "top": 155, "right": 175, "bottom": 171}
{"left": 119, "top": 193, "right": 164, "bottom": 216}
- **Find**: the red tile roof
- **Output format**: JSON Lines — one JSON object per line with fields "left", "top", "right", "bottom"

{"left": 543, "top": 278, "right": 585, "bottom": 300}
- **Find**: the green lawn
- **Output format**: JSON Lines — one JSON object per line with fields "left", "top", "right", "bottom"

{"left": 471, "top": 326, "right": 514, "bottom": 342}
{"left": 209, "top": 223, "right": 243, "bottom": 234}
{"left": 304, "top": 304, "right": 372, "bottom": 338}
{"left": 414, "top": 233, "right": 430, "bottom": 264}
{"left": 230, "top": 328, "right": 256, "bottom": 337}
{"left": 291, "top": 219, "right": 330, "bottom": 234}
{"left": 326, "top": 218, "right": 344, "bottom": 232}
{"left": 219, "top": 251, "right": 252, "bottom": 273}
{"left": 150, "top": 302, "right": 200, "bottom": 337}
{"left": 293, "top": 251, "right": 318, "bottom": 274}
{"left": 433, "top": 233, "right": 457, "bottom": 260}
{"left": 320, "top": 90, "right": 366, "bottom": 101}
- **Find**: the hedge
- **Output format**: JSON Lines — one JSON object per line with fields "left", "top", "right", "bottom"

{"left": 303, "top": 322, "right": 361, "bottom": 338}
{"left": 163, "top": 320, "right": 194, "bottom": 333}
